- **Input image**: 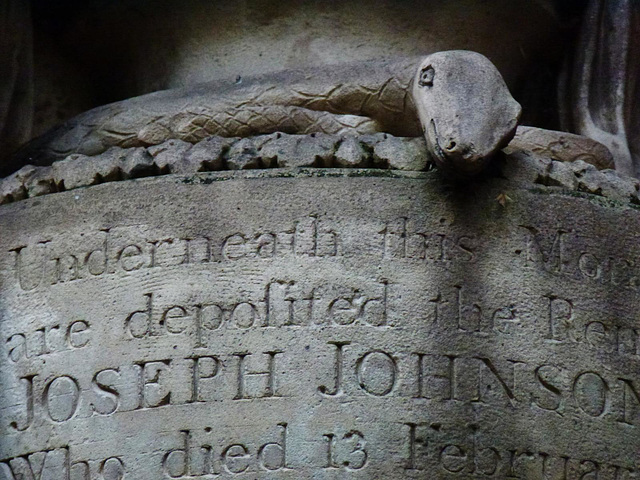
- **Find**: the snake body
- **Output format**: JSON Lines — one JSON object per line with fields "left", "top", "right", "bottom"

{"left": 15, "top": 58, "right": 422, "bottom": 167}
{"left": 17, "top": 52, "right": 591, "bottom": 178}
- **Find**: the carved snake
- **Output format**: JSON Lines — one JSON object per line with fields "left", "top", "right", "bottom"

{"left": 14, "top": 52, "right": 522, "bottom": 175}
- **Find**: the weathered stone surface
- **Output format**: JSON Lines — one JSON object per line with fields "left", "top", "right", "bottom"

{"left": 52, "top": 153, "right": 118, "bottom": 190}
{"left": 545, "top": 160, "right": 579, "bottom": 190}
{"left": 374, "top": 136, "right": 428, "bottom": 171}
{"left": 255, "top": 133, "right": 293, "bottom": 168}
{"left": 185, "top": 136, "right": 237, "bottom": 172}
{"left": 562, "top": 0, "right": 640, "bottom": 177}
{"left": 291, "top": 133, "right": 338, "bottom": 168}
{"left": 11, "top": 165, "right": 55, "bottom": 198}
{"left": 261, "top": 133, "right": 337, "bottom": 168}
{"left": 0, "top": 131, "right": 629, "bottom": 207}
{"left": 412, "top": 51, "right": 521, "bottom": 176}
{"left": 600, "top": 169, "right": 640, "bottom": 204}
{"left": 500, "top": 150, "right": 552, "bottom": 185}
{"left": 46, "top": 0, "right": 560, "bottom": 98}
{"left": 2, "top": 0, "right": 560, "bottom": 172}
{"left": 148, "top": 139, "right": 193, "bottom": 173}
{"left": 120, "top": 147, "right": 156, "bottom": 179}
{"left": 22, "top": 166, "right": 54, "bottom": 198}
{"left": 508, "top": 126, "right": 615, "bottom": 170}
{"left": 226, "top": 136, "right": 273, "bottom": 170}
{"left": 334, "top": 136, "right": 368, "bottom": 167}
{"left": 1, "top": 168, "right": 640, "bottom": 478}
{"left": 0, "top": 168, "right": 28, "bottom": 204}
{"left": 1, "top": 3, "right": 639, "bottom": 476}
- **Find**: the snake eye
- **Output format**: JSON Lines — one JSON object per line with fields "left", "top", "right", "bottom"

{"left": 419, "top": 66, "right": 435, "bottom": 87}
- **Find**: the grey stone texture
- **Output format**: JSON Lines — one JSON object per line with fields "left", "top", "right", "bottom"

{"left": 1, "top": 51, "right": 532, "bottom": 181}
{"left": 11, "top": 51, "right": 523, "bottom": 180}
{"left": 0, "top": 129, "right": 618, "bottom": 206}
{"left": 0, "top": 1, "right": 639, "bottom": 476}
{"left": 412, "top": 51, "right": 521, "bottom": 176}
{"left": 0, "top": 0, "right": 563, "bottom": 171}
{"left": 1, "top": 153, "right": 640, "bottom": 477}
{"left": 10, "top": 57, "right": 421, "bottom": 169}
{"left": 508, "top": 126, "right": 615, "bottom": 170}
{"left": 562, "top": 0, "right": 640, "bottom": 177}
{"left": 4, "top": 1, "right": 639, "bottom": 182}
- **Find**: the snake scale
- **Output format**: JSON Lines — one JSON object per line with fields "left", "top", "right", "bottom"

{"left": 16, "top": 58, "right": 420, "bottom": 166}
{"left": 14, "top": 51, "right": 609, "bottom": 177}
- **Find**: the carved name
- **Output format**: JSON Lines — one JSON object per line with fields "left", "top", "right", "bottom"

{"left": 6, "top": 344, "right": 640, "bottom": 434}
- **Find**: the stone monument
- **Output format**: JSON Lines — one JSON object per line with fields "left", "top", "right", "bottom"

{"left": 1, "top": 1, "right": 639, "bottom": 479}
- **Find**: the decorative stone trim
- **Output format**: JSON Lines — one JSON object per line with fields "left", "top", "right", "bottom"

{"left": 0, "top": 133, "right": 427, "bottom": 205}
{"left": 1, "top": 132, "right": 638, "bottom": 208}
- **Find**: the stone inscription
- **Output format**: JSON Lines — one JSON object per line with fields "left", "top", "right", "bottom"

{"left": 6, "top": 342, "right": 640, "bottom": 432}
{"left": 8, "top": 216, "right": 340, "bottom": 292}
{"left": 7, "top": 216, "right": 477, "bottom": 293}
{"left": 3, "top": 422, "right": 640, "bottom": 479}
{"left": 123, "top": 279, "right": 390, "bottom": 341}
{"left": 2, "top": 176, "right": 640, "bottom": 478}
{"left": 521, "top": 225, "right": 640, "bottom": 290}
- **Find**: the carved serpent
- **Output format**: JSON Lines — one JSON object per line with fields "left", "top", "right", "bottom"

{"left": 412, "top": 51, "right": 521, "bottom": 175}
{"left": 16, "top": 58, "right": 418, "bottom": 166}
{"left": 13, "top": 51, "right": 609, "bottom": 176}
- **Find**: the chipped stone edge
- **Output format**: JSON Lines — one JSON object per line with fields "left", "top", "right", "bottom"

{"left": 1, "top": 132, "right": 639, "bottom": 210}
{"left": 0, "top": 133, "right": 430, "bottom": 206}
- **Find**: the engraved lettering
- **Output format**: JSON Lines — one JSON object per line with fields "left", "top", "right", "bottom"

{"left": 136, "top": 360, "right": 172, "bottom": 409}
{"left": 189, "top": 356, "right": 221, "bottom": 403}
{"left": 546, "top": 295, "right": 574, "bottom": 342}
{"left": 10, "top": 375, "right": 35, "bottom": 432}
{"left": 532, "top": 364, "right": 563, "bottom": 413}
{"left": 91, "top": 369, "right": 121, "bottom": 416}
{"left": 233, "top": 351, "right": 282, "bottom": 400}
{"left": 521, "top": 225, "right": 569, "bottom": 273}
{"left": 356, "top": 350, "right": 397, "bottom": 396}
{"left": 7, "top": 217, "right": 340, "bottom": 291}
{"left": 0, "top": 447, "right": 68, "bottom": 480}
{"left": 573, "top": 372, "right": 609, "bottom": 418}
{"left": 322, "top": 431, "right": 367, "bottom": 471}
{"left": 414, "top": 354, "right": 457, "bottom": 400}
{"left": 43, "top": 375, "right": 80, "bottom": 422}
{"left": 98, "top": 457, "right": 125, "bottom": 480}
{"left": 381, "top": 218, "right": 476, "bottom": 262}
{"left": 318, "top": 341, "right": 350, "bottom": 397}
{"left": 5, "top": 319, "right": 91, "bottom": 364}
{"left": 125, "top": 293, "right": 153, "bottom": 339}
{"left": 618, "top": 378, "right": 640, "bottom": 426}
{"left": 10, "top": 242, "right": 48, "bottom": 291}
{"left": 161, "top": 424, "right": 290, "bottom": 477}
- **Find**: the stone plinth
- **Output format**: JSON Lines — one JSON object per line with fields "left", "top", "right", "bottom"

{"left": 1, "top": 168, "right": 639, "bottom": 478}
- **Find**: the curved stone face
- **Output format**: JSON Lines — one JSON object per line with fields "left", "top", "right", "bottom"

{"left": 1, "top": 169, "right": 639, "bottom": 478}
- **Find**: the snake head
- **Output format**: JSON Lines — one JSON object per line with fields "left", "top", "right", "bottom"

{"left": 412, "top": 50, "right": 521, "bottom": 176}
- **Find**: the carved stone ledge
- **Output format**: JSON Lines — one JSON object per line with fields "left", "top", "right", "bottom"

{"left": 1, "top": 130, "right": 632, "bottom": 208}
{"left": 0, "top": 133, "right": 428, "bottom": 205}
